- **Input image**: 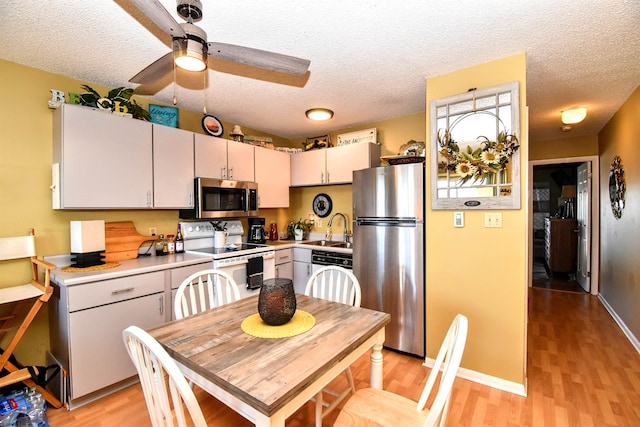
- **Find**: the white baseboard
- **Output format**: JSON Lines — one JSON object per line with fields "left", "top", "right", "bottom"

{"left": 423, "top": 358, "right": 527, "bottom": 396}
{"left": 598, "top": 294, "right": 640, "bottom": 353}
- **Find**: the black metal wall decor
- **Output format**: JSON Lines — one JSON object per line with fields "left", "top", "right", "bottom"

{"left": 608, "top": 155, "right": 626, "bottom": 219}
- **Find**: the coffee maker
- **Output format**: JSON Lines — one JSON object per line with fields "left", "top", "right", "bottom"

{"left": 248, "top": 217, "right": 267, "bottom": 244}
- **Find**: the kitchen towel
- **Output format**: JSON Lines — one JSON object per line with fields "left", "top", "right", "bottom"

{"left": 247, "top": 257, "right": 263, "bottom": 289}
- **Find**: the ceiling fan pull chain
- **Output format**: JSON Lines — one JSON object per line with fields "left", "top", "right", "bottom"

{"left": 172, "top": 46, "right": 178, "bottom": 105}
{"left": 203, "top": 71, "right": 207, "bottom": 115}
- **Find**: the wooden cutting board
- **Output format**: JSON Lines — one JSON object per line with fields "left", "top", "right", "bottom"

{"left": 102, "top": 221, "right": 158, "bottom": 262}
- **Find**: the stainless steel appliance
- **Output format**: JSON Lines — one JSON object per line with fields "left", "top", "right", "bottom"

{"left": 179, "top": 178, "right": 258, "bottom": 219}
{"left": 352, "top": 163, "right": 425, "bottom": 357}
{"left": 248, "top": 217, "right": 267, "bottom": 244}
{"left": 311, "top": 250, "right": 352, "bottom": 273}
{"left": 179, "top": 220, "right": 275, "bottom": 300}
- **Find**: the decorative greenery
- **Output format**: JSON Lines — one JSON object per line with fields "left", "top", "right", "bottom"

{"left": 437, "top": 129, "right": 519, "bottom": 185}
{"left": 211, "top": 221, "right": 227, "bottom": 231}
{"left": 287, "top": 218, "right": 312, "bottom": 238}
{"left": 78, "top": 85, "right": 151, "bottom": 121}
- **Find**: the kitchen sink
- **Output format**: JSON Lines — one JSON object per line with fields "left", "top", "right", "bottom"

{"left": 304, "top": 240, "right": 353, "bottom": 249}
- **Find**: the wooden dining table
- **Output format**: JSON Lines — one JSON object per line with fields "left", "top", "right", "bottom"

{"left": 147, "top": 294, "right": 391, "bottom": 427}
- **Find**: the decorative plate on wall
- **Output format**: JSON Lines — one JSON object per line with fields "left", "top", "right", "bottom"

{"left": 312, "top": 193, "right": 333, "bottom": 218}
{"left": 202, "top": 115, "right": 223, "bottom": 137}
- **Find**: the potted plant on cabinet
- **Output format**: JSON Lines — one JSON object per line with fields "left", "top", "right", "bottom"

{"left": 287, "top": 219, "right": 312, "bottom": 241}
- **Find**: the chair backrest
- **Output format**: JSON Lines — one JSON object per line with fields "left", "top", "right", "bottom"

{"left": 304, "top": 266, "right": 361, "bottom": 307}
{"left": 122, "top": 326, "right": 207, "bottom": 427}
{"left": 418, "top": 314, "right": 468, "bottom": 427}
{"left": 0, "top": 229, "right": 36, "bottom": 261}
{"left": 173, "top": 269, "right": 241, "bottom": 319}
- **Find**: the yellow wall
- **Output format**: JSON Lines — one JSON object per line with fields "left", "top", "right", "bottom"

{"left": 425, "top": 54, "right": 528, "bottom": 385}
{"left": 598, "top": 85, "right": 640, "bottom": 339}
{"left": 530, "top": 134, "right": 598, "bottom": 160}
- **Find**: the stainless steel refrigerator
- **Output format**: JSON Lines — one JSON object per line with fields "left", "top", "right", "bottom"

{"left": 353, "top": 163, "right": 425, "bottom": 357}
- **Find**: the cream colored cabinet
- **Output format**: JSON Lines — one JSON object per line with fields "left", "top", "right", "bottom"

{"left": 290, "top": 149, "right": 325, "bottom": 186}
{"left": 293, "top": 247, "right": 312, "bottom": 294}
{"left": 274, "top": 248, "right": 293, "bottom": 280}
{"left": 255, "top": 147, "right": 290, "bottom": 207}
{"left": 49, "top": 271, "right": 165, "bottom": 408}
{"left": 53, "top": 103, "right": 153, "bottom": 208}
{"left": 194, "top": 134, "right": 254, "bottom": 181}
{"left": 152, "top": 125, "right": 194, "bottom": 208}
{"left": 290, "top": 143, "right": 381, "bottom": 186}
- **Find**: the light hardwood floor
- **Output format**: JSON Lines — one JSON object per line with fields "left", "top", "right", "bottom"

{"left": 47, "top": 288, "right": 640, "bottom": 426}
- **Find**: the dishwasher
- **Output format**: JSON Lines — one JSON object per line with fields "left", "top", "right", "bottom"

{"left": 311, "top": 249, "right": 353, "bottom": 273}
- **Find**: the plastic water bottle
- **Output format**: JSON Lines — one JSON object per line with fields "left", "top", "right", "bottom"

{"left": 0, "top": 387, "right": 48, "bottom": 427}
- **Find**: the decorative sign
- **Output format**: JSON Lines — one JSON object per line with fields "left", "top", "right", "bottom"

{"left": 337, "top": 128, "right": 377, "bottom": 146}
{"left": 149, "top": 104, "right": 179, "bottom": 128}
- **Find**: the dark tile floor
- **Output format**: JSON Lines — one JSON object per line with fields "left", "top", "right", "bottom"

{"left": 532, "top": 258, "right": 585, "bottom": 292}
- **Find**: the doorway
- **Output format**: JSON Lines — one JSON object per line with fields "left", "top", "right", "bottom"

{"left": 528, "top": 156, "right": 600, "bottom": 295}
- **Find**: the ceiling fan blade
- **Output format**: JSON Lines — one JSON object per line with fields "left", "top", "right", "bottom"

{"left": 208, "top": 42, "right": 310, "bottom": 76}
{"left": 129, "top": 52, "right": 174, "bottom": 84}
{"left": 129, "top": 0, "right": 186, "bottom": 38}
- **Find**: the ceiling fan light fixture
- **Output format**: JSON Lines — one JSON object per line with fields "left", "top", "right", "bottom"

{"left": 561, "top": 107, "right": 587, "bottom": 125}
{"left": 174, "top": 38, "right": 207, "bottom": 71}
{"left": 306, "top": 108, "right": 334, "bottom": 121}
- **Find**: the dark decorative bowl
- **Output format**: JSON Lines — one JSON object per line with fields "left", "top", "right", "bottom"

{"left": 258, "top": 278, "right": 297, "bottom": 326}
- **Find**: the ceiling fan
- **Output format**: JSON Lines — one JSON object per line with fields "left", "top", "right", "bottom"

{"left": 126, "top": 0, "right": 311, "bottom": 85}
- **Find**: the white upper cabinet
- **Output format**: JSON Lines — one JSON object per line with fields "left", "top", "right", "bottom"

{"left": 53, "top": 104, "right": 153, "bottom": 209}
{"left": 290, "top": 143, "right": 381, "bottom": 187}
{"left": 255, "top": 147, "right": 290, "bottom": 208}
{"left": 152, "top": 125, "right": 194, "bottom": 209}
{"left": 194, "top": 135, "right": 254, "bottom": 182}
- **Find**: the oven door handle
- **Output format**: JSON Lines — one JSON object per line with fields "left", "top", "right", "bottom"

{"left": 220, "top": 259, "right": 249, "bottom": 268}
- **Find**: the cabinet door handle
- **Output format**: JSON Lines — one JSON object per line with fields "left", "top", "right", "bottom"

{"left": 321, "top": 172, "right": 324, "bottom": 183}
{"left": 112, "top": 287, "right": 134, "bottom": 295}
{"left": 146, "top": 191, "right": 151, "bottom": 207}
{"left": 221, "top": 167, "right": 226, "bottom": 179}
{"left": 275, "top": 266, "right": 280, "bottom": 278}
{"left": 326, "top": 172, "right": 330, "bottom": 183}
{"left": 229, "top": 167, "right": 234, "bottom": 179}
{"left": 278, "top": 255, "right": 290, "bottom": 261}
{"left": 159, "top": 294, "right": 164, "bottom": 315}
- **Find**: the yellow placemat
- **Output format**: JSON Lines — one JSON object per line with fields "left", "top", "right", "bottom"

{"left": 241, "top": 310, "right": 315, "bottom": 339}
{"left": 61, "top": 262, "right": 120, "bottom": 272}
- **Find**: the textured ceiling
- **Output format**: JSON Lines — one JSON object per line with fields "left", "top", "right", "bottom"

{"left": 1, "top": 0, "right": 638, "bottom": 141}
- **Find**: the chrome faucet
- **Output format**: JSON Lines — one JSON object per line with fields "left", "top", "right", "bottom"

{"left": 328, "top": 212, "right": 350, "bottom": 242}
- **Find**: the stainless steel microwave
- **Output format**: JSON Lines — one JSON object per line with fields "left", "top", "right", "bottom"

{"left": 179, "top": 178, "right": 258, "bottom": 219}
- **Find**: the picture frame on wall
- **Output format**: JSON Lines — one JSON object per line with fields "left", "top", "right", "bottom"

{"left": 202, "top": 115, "right": 224, "bottom": 137}
{"left": 148, "top": 104, "right": 179, "bottom": 128}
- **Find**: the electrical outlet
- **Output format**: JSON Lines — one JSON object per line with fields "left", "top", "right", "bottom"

{"left": 453, "top": 211, "right": 464, "bottom": 227}
{"left": 149, "top": 227, "right": 157, "bottom": 236}
{"left": 484, "top": 213, "right": 503, "bottom": 228}
{"left": 316, "top": 218, "right": 322, "bottom": 228}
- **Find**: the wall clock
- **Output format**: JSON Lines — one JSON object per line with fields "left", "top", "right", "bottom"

{"left": 202, "top": 115, "right": 224, "bottom": 137}
{"left": 312, "top": 193, "right": 333, "bottom": 218}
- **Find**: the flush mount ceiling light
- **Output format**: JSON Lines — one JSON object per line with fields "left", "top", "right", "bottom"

{"left": 561, "top": 107, "right": 587, "bottom": 125}
{"left": 305, "top": 108, "right": 334, "bottom": 121}
{"left": 173, "top": 24, "right": 208, "bottom": 72}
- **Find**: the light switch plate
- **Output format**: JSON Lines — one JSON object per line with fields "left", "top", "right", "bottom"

{"left": 454, "top": 211, "right": 464, "bottom": 227}
{"left": 484, "top": 212, "right": 503, "bottom": 228}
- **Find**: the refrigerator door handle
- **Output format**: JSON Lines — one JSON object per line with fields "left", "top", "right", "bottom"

{"left": 356, "top": 217, "right": 418, "bottom": 227}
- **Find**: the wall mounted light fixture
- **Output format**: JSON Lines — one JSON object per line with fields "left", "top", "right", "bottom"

{"left": 305, "top": 108, "right": 334, "bottom": 121}
{"left": 561, "top": 107, "right": 587, "bottom": 125}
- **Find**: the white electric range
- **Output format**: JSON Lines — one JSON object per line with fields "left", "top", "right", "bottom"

{"left": 179, "top": 220, "right": 275, "bottom": 299}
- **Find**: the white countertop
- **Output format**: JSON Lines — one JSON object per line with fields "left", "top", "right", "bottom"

{"left": 46, "top": 253, "right": 213, "bottom": 286}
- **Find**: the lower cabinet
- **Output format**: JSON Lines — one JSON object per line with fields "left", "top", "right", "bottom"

{"left": 293, "top": 247, "right": 312, "bottom": 294}
{"left": 49, "top": 261, "right": 209, "bottom": 409}
{"left": 274, "top": 248, "right": 293, "bottom": 280}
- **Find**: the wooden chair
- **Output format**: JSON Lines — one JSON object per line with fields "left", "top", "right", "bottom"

{"left": 334, "top": 314, "right": 469, "bottom": 427}
{"left": 122, "top": 326, "right": 207, "bottom": 427}
{"left": 173, "top": 269, "right": 241, "bottom": 320}
{"left": 304, "top": 266, "right": 362, "bottom": 426}
{"left": 0, "top": 228, "right": 62, "bottom": 408}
